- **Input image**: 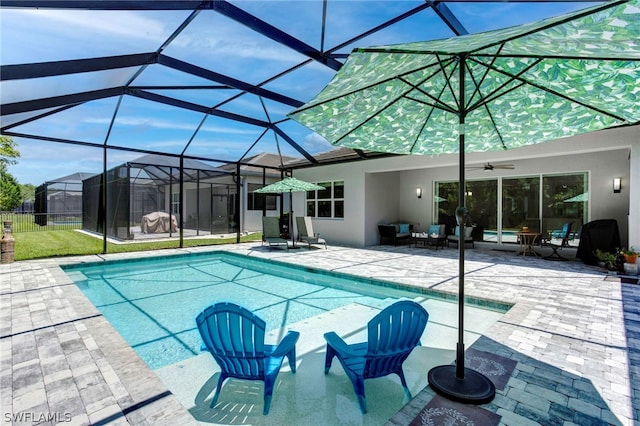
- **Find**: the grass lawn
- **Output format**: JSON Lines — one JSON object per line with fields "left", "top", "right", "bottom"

{"left": 13, "top": 230, "right": 262, "bottom": 261}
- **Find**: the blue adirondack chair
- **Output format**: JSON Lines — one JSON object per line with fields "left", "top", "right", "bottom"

{"left": 323, "top": 300, "right": 429, "bottom": 413}
{"left": 196, "top": 302, "right": 300, "bottom": 415}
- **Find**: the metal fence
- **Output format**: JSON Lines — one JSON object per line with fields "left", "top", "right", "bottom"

{"left": 0, "top": 212, "right": 82, "bottom": 233}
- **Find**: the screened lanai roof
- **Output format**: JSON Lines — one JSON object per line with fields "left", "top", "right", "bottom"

{"left": 0, "top": 1, "right": 605, "bottom": 185}
{"left": 123, "top": 153, "right": 231, "bottom": 184}
{"left": 41, "top": 172, "right": 97, "bottom": 192}
{"left": 44, "top": 172, "right": 97, "bottom": 186}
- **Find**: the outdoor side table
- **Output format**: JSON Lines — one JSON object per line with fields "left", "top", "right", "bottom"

{"left": 517, "top": 232, "right": 541, "bottom": 257}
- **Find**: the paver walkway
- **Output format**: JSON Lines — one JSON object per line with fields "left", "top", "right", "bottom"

{"left": 1, "top": 243, "right": 638, "bottom": 425}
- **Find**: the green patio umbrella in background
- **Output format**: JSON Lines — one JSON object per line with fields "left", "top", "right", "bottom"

{"left": 564, "top": 192, "right": 589, "bottom": 203}
{"left": 289, "top": 0, "right": 639, "bottom": 403}
{"left": 255, "top": 177, "right": 324, "bottom": 248}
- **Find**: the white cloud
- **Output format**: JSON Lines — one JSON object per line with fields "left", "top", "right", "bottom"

{"left": 4, "top": 9, "right": 168, "bottom": 42}
{"left": 303, "top": 132, "right": 332, "bottom": 153}
{"left": 85, "top": 116, "right": 257, "bottom": 135}
{"left": 8, "top": 140, "right": 103, "bottom": 184}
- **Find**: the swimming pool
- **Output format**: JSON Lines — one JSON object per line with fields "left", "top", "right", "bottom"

{"left": 63, "top": 251, "right": 507, "bottom": 370}
{"left": 482, "top": 229, "right": 519, "bottom": 243}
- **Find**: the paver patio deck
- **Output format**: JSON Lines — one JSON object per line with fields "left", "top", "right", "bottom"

{"left": 1, "top": 242, "right": 638, "bottom": 425}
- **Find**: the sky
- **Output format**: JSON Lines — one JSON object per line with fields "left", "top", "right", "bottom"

{"left": 0, "top": 1, "right": 599, "bottom": 187}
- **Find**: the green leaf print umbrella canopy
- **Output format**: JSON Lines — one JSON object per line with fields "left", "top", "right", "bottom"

{"left": 564, "top": 192, "right": 589, "bottom": 203}
{"left": 255, "top": 177, "right": 324, "bottom": 247}
{"left": 290, "top": 1, "right": 640, "bottom": 155}
{"left": 254, "top": 177, "right": 324, "bottom": 194}
{"left": 289, "top": 0, "right": 639, "bottom": 404}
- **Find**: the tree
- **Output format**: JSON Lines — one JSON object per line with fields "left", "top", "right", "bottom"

{"left": 0, "top": 169, "right": 22, "bottom": 210}
{"left": 0, "top": 135, "right": 23, "bottom": 211}
{"left": 0, "top": 135, "right": 20, "bottom": 172}
{"left": 21, "top": 183, "right": 36, "bottom": 203}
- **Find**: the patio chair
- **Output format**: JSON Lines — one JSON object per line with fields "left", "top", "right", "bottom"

{"left": 446, "top": 226, "right": 474, "bottom": 248}
{"left": 323, "top": 300, "right": 429, "bottom": 413}
{"left": 543, "top": 221, "right": 574, "bottom": 260}
{"left": 262, "top": 216, "right": 289, "bottom": 250}
{"left": 296, "top": 216, "right": 327, "bottom": 249}
{"left": 196, "top": 302, "right": 300, "bottom": 415}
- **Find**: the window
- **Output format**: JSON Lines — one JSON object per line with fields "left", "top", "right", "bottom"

{"left": 306, "top": 180, "right": 344, "bottom": 218}
{"left": 171, "top": 192, "right": 180, "bottom": 214}
{"left": 247, "top": 183, "right": 277, "bottom": 210}
{"left": 435, "top": 172, "right": 587, "bottom": 244}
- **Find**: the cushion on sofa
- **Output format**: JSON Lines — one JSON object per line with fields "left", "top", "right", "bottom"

{"left": 428, "top": 224, "right": 445, "bottom": 236}
{"left": 399, "top": 223, "right": 410, "bottom": 234}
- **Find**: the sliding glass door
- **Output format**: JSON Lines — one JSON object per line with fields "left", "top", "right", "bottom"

{"left": 542, "top": 173, "right": 587, "bottom": 244}
{"left": 435, "top": 172, "right": 588, "bottom": 244}
{"left": 502, "top": 177, "right": 540, "bottom": 243}
{"left": 434, "top": 179, "right": 497, "bottom": 241}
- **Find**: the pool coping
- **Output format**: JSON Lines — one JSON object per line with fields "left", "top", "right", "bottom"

{"left": 1, "top": 252, "right": 199, "bottom": 425}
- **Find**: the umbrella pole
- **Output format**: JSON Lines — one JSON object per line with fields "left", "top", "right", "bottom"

{"left": 427, "top": 54, "right": 495, "bottom": 405}
{"left": 456, "top": 151, "right": 466, "bottom": 380}
{"left": 290, "top": 190, "right": 296, "bottom": 248}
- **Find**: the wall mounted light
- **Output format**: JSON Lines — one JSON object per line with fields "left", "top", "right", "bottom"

{"left": 613, "top": 178, "right": 621, "bottom": 193}
{"left": 416, "top": 187, "right": 422, "bottom": 199}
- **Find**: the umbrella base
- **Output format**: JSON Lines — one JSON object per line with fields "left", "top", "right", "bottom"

{"left": 428, "top": 365, "right": 495, "bottom": 404}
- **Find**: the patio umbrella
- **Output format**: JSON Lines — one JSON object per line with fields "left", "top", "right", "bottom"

{"left": 564, "top": 192, "right": 589, "bottom": 203}
{"left": 289, "top": 0, "right": 639, "bottom": 404}
{"left": 255, "top": 177, "right": 324, "bottom": 248}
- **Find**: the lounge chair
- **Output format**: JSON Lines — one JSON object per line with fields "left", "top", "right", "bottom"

{"left": 295, "top": 216, "right": 327, "bottom": 249}
{"left": 196, "top": 302, "right": 300, "bottom": 415}
{"left": 323, "top": 300, "right": 429, "bottom": 413}
{"left": 262, "top": 216, "right": 289, "bottom": 250}
{"left": 543, "top": 221, "right": 574, "bottom": 260}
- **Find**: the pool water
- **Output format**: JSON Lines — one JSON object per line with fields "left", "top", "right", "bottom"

{"left": 63, "top": 252, "right": 507, "bottom": 370}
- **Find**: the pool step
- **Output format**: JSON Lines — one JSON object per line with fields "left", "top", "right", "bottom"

{"left": 265, "top": 297, "right": 429, "bottom": 358}
{"left": 266, "top": 302, "right": 381, "bottom": 357}
{"left": 267, "top": 297, "right": 503, "bottom": 357}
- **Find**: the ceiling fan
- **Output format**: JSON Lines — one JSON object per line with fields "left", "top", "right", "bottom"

{"left": 467, "top": 162, "right": 515, "bottom": 172}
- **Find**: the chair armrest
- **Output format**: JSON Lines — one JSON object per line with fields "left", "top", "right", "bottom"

{"left": 270, "top": 330, "right": 300, "bottom": 358}
{"left": 323, "top": 331, "right": 361, "bottom": 357}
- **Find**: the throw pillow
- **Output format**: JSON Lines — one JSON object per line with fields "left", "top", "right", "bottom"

{"left": 454, "top": 226, "right": 473, "bottom": 238}
{"left": 399, "top": 223, "right": 410, "bottom": 233}
{"left": 428, "top": 224, "right": 441, "bottom": 235}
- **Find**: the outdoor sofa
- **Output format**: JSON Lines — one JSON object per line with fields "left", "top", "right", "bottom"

{"left": 378, "top": 223, "right": 413, "bottom": 246}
